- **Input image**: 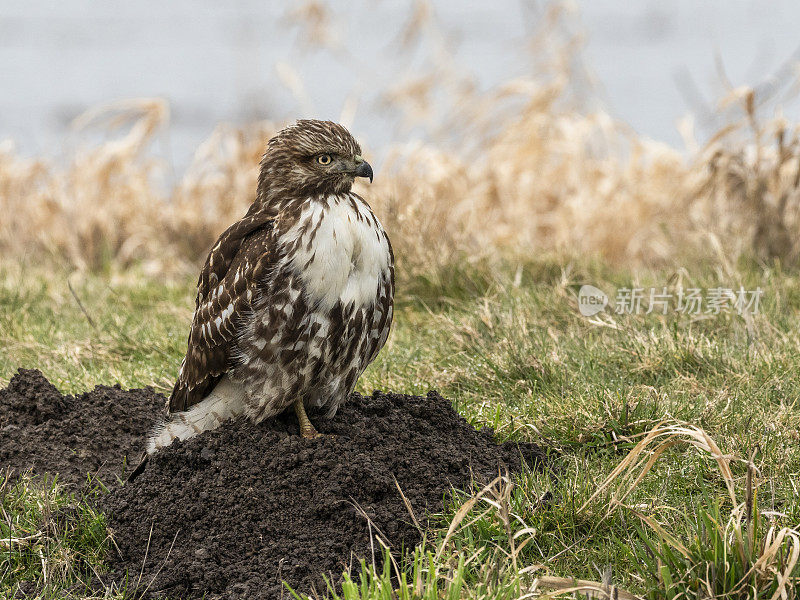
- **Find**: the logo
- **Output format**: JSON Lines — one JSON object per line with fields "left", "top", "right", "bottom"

{"left": 578, "top": 285, "right": 608, "bottom": 316}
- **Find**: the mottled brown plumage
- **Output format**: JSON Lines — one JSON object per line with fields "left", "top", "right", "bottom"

{"left": 148, "top": 120, "right": 393, "bottom": 452}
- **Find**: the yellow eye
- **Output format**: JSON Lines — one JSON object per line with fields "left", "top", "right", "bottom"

{"left": 317, "top": 154, "right": 332, "bottom": 165}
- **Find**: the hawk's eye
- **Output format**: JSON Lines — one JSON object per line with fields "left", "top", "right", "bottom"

{"left": 317, "top": 154, "right": 332, "bottom": 165}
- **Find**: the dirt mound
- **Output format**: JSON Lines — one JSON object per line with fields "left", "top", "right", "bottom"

{"left": 0, "top": 370, "right": 546, "bottom": 599}
{"left": 0, "top": 369, "right": 163, "bottom": 486}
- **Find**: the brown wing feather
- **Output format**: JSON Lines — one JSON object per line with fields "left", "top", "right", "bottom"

{"left": 168, "top": 213, "right": 275, "bottom": 412}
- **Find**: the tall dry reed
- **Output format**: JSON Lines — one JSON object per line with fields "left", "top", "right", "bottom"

{"left": 1, "top": 2, "right": 797, "bottom": 280}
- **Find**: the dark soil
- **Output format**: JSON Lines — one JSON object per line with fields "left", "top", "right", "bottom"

{"left": 0, "top": 369, "right": 163, "bottom": 487}
{"left": 0, "top": 369, "right": 547, "bottom": 599}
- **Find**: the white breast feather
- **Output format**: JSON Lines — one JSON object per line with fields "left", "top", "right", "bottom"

{"left": 289, "top": 195, "right": 390, "bottom": 310}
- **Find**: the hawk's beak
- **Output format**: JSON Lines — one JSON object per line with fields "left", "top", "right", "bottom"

{"left": 353, "top": 158, "right": 373, "bottom": 183}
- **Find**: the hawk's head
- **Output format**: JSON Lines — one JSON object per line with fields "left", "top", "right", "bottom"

{"left": 258, "top": 120, "right": 373, "bottom": 200}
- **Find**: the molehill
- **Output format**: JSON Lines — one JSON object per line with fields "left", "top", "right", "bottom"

{"left": 0, "top": 369, "right": 546, "bottom": 599}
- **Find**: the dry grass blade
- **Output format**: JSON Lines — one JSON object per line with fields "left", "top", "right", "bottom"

{"left": 580, "top": 421, "right": 736, "bottom": 513}
{"left": 392, "top": 474, "right": 423, "bottom": 534}
{"left": 434, "top": 475, "right": 502, "bottom": 562}
{"left": 530, "top": 575, "right": 639, "bottom": 600}
{"left": 581, "top": 419, "right": 800, "bottom": 598}
{"left": 0, "top": 532, "right": 42, "bottom": 549}
{"left": 757, "top": 527, "right": 800, "bottom": 600}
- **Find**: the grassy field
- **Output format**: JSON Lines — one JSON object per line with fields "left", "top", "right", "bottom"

{"left": 4, "top": 4, "right": 800, "bottom": 596}
{"left": 3, "top": 256, "right": 800, "bottom": 598}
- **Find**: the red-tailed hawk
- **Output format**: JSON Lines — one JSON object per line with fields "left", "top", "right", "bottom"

{"left": 147, "top": 120, "right": 394, "bottom": 454}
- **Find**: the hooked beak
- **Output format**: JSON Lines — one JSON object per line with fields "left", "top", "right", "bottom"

{"left": 353, "top": 157, "right": 373, "bottom": 183}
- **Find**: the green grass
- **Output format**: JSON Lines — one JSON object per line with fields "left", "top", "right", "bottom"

{"left": 2, "top": 257, "right": 800, "bottom": 598}
{"left": 0, "top": 473, "right": 121, "bottom": 599}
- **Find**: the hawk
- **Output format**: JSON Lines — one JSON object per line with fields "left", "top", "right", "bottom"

{"left": 147, "top": 120, "right": 394, "bottom": 454}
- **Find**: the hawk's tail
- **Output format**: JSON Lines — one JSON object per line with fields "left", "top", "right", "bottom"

{"left": 146, "top": 375, "right": 246, "bottom": 454}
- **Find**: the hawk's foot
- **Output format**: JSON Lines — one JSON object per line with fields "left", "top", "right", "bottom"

{"left": 293, "top": 398, "right": 321, "bottom": 438}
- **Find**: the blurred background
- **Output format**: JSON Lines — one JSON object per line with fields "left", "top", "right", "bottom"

{"left": 3, "top": 1, "right": 800, "bottom": 165}
{"left": 2, "top": 0, "right": 800, "bottom": 278}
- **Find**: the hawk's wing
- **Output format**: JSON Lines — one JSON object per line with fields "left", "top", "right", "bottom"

{"left": 168, "top": 212, "right": 275, "bottom": 413}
